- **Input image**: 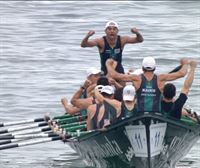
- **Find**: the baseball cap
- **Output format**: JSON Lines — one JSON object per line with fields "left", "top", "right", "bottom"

{"left": 101, "top": 85, "right": 114, "bottom": 95}
{"left": 142, "top": 57, "right": 156, "bottom": 70}
{"left": 87, "top": 67, "right": 101, "bottom": 77}
{"left": 95, "top": 85, "right": 104, "bottom": 92}
{"left": 105, "top": 21, "right": 119, "bottom": 29}
{"left": 123, "top": 85, "right": 135, "bottom": 101}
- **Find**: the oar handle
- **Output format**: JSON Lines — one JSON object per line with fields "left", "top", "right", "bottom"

{"left": 0, "top": 117, "right": 47, "bottom": 128}
{"left": 169, "top": 65, "right": 182, "bottom": 74}
{"left": 0, "top": 136, "right": 61, "bottom": 150}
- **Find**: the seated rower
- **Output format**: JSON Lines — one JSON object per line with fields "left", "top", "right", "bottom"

{"left": 106, "top": 57, "right": 189, "bottom": 113}
{"left": 161, "top": 60, "right": 198, "bottom": 121}
{"left": 61, "top": 67, "right": 101, "bottom": 115}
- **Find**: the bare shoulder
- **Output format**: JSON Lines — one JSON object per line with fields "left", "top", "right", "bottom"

{"left": 120, "top": 35, "right": 138, "bottom": 45}
{"left": 95, "top": 37, "right": 104, "bottom": 48}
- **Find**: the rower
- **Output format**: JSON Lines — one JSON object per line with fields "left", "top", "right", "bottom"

{"left": 81, "top": 20, "right": 143, "bottom": 75}
{"left": 106, "top": 57, "right": 189, "bottom": 113}
{"left": 161, "top": 60, "right": 198, "bottom": 121}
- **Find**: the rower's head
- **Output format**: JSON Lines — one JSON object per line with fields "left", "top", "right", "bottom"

{"left": 87, "top": 67, "right": 101, "bottom": 83}
{"left": 163, "top": 83, "right": 176, "bottom": 100}
{"left": 101, "top": 85, "right": 115, "bottom": 98}
{"left": 142, "top": 57, "right": 156, "bottom": 72}
{"left": 96, "top": 76, "right": 109, "bottom": 86}
{"left": 123, "top": 85, "right": 136, "bottom": 102}
{"left": 104, "top": 21, "right": 119, "bottom": 38}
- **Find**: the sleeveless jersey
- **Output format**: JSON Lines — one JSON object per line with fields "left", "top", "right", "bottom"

{"left": 90, "top": 104, "right": 101, "bottom": 130}
{"left": 100, "top": 35, "right": 124, "bottom": 75}
{"left": 120, "top": 101, "right": 137, "bottom": 118}
{"left": 97, "top": 101, "right": 117, "bottom": 129}
{"left": 136, "top": 74, "right": 161, "bottom": 112}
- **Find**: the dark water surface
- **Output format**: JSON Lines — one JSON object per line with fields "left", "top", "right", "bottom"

{"left": 0, "top": 1, "right": 199, "bottom": 168}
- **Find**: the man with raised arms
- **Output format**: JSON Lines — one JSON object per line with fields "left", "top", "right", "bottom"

{"left": 81, "top": 20, "right": 143, "bottom": 75}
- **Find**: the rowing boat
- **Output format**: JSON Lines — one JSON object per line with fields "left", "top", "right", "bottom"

{"left": 67, "top": 112, "right": 200, "bottom": 168}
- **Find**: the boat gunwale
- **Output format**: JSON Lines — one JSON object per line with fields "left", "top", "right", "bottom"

{"left": 71, "top": 112, "right": 200, "bottom": 142}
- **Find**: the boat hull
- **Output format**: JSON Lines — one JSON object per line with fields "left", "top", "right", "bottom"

{"left": 68, "top": 113, "right": 200, "bottom": 168}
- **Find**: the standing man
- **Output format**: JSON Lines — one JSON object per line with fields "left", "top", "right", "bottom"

{"left": 81, "top": 20, "right": 143, "bottom": 75}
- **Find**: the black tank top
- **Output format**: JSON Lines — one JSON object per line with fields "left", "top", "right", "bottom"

{"left": 97, "top": 101, "right": 117, "bottom": 129}
{"left": 136, "top": 74, "right": 161, "bottom": 112}
{"left": 120, "top": 101, "right": 137, "bottom": 118}
{"left": 100, "top": 35, "right": 124, "bottom": 75}
{"left": 90, "top": 104, "right": 101, "bottom": 130}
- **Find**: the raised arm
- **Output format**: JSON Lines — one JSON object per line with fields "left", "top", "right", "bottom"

{"left": 81, "top": 30, "right": 99, "bottom": 47}
{"left": 181, "top": 60, "right": 197, "bottom": 95}
{"left": 94, "top": 87, "right": 121, "bottom": 112}
{"left": 106, "top": 59, "right": 141, "bottom": 88}
{"left": 121, "top": 27, "right": 143, "bottom": 47}
{"left": 159, "top": 58, "right": 189, "bottom": 82}
{"left": 71, "top": 80, "right": 92, "bottom": 109}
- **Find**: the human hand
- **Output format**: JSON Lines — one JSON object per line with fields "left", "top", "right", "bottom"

{"left": 108, "top": 77, "right": 116, "bottom": 85}
{"left": 180, "top": 58, "right": 189, "bottom": 65}
{"left": 87, "top": 30, "right": 95, "bottom": 37}
{"left": 190, "top": 59, "right": 197, "bottom": 68}
{"left": 131, "top": 28, "right": 140, "bottom": 34}
{"left": 83, "top": 79, "right": 92, "bottom": 89}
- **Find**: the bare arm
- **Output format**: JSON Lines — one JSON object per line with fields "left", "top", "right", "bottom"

{"left": 108, "top": 77, "right": 123, "bottom": 89}
{"left": 81, "top": 30, "right": 99, "bottom": 47}
{"left": 86, "top": 83, "right": 96, "bottom": 97}
{"left": 94, "top": 88, "right": 121, "bottom": 111}
{"left": 181, "top": 60, "right": 197, "bottom": 95}
{"left": 86, "top": 106, "right": 94, "bottom": 130}
{"left": 106, "top": 59, "right": 140, "bottom": 88}
{"left": 121, "top": 28, "right": 143, "bottom": 47}
{"left": 71, "top": 80, "right": 92, "bottom": 109}
{"left": 159, "top": 58, "right": 189, "bottom": 82}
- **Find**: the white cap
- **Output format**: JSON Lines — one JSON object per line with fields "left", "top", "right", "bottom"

{"left": 142, "top": 57, "right": 156, "bottom": 70}
{"left": 86, "top": 67, "right": 101, "bottom": 77}
{"left": 123, "top": 85, "right": 135, "bottom": 101}
{"left": 95, "top": 85, "right": 104, "bottom": 92}
{"left": 105, "top": 21, "right": 119, "bottom": 29}
{"left": 101, "top": 85, "right": 114, "bottom": 95}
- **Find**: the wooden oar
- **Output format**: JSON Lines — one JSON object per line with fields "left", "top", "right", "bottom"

{"left": 0, "top": 116, "right": 50, "bottom": 128}
{"left": 0, "top": 122, "right": 48, "bottom": 134}
{"left": 0, "top": 132, "right": 58, "bottom": 140}
{"left": 0, "top": 136, "right": 61, "bottom": 150}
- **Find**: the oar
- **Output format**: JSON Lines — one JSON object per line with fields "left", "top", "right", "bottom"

{"left": 0, "top": 122, "right": 48, "bottom": 134}
{"left": 0, "top": 126, "right": 51, "bottom": 137}
{"left": 67, "top": 130, "right": 94, "bottom": 137}
{"left": 53, "top": 114, "right": 73, "bottom": 120}
{"left": 0, "top": 116, "right": 50, "bottom": 128}
{"left": 0, "top": 136, "right": 61, "bottom": 150}
{"left": 0, "top": 132, "right": 58, "bottom": 140}
{"left": 56, "top": 115, "right": 87, "bottom": 125}
{"left": 169, "top": 65, "right": 182, "bottom": 73}
{"left": 59, "top": 121, "right": 86, "bottom": 128}
{"left": 63, "top": 124, "right": 86, "bottom": 132}
{"left": 0, "top": 139, "right": 22, "bottom": 146}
